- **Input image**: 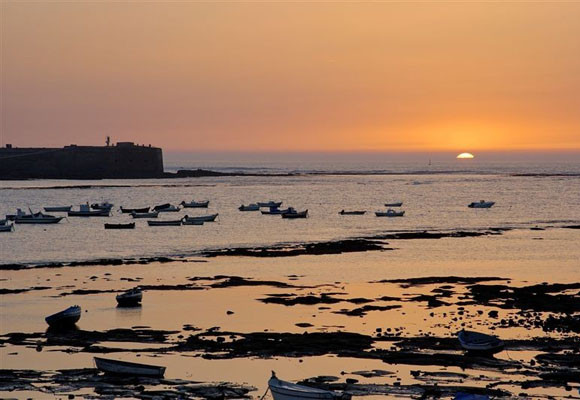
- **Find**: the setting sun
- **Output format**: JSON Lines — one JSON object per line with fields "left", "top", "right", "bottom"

{"left": 457, "top": 153, "right": 475, "bottom": 159}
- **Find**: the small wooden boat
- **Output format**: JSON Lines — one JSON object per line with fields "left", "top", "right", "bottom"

{"left": 458, "top": 329, "right": 504, "bottom": 354}
{"left": 180, "top": 200, "right": 209, "bottom": 208}
{"left": 339, "top": 210, "right": 366, "bottom": 215}
{"left": 153, "top": 203, "right": 180, "bottom": 212}
{"left": 104, "top": 222, "right": 135, "bottom": 230}
{"left": 239, "top": 204, "right": 260, "bottom": 211}
{"left": 282, "top": 208, "right": 308, "bottom": 219}
{"left": 184, "top": 213, "right": 218, "bottom": 223}
{"left": 257, "top": 201, "right": 283, "bottom": 208}
{"left": 91, "top": 201, "right": 114, "bottom": 210}
{"left": 182, "top": 219, "right": 204, "bottom": 226}
{"left": 385, "top": 202, "right": 403, "bottom": 207}
{"left": 261, "top": 207, "right": 292, "bottom": 215}
{"left": 132, "top": 211, "right": 159, "bottom": 219}
{"left": 268, "top": 371, "right": 351, "bottom": 400}
{"left": 147, "top": 219, "right": 182, "bottom": 226}
{"left": 94, "top": 357, "right": 165, "bottom": 377}
{"left": 116, "top": 288, "right": 142, "bottom": 306}
{"left": 121, "top": 206, "right": 150, "bottom": 214}
{"left": 375, "top": 209, "right": 405, "bottom": 217}
{"left": 468, "top": 200, "right": 495, "bottom": 208}
{"left": 15, "top": 209, "right": 64, "bottom": 224}
{"left": 0, "top": 223, "right": 14, "bottom": 232}
{"left": 45, "top": 305, "right": 81, "bottom": 328}
{"left": 68, "top": 204, "right": 110, "bottom": 217}
{"left": 44, "top": 206, "right": 72, "bottom": 212}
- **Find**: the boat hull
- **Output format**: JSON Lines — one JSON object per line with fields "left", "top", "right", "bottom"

{"left": 339, "top": 211, "right": 366, "bottom": 215}
{"left": 104, "top": 223, "right": 135, "bottom": 229}
{"left": 458, "top": 330, "right": 504, "bottom": 355}
{"left": 45, "top": 306, "right": 81, "bottom": 328}
{"left": 184, "top": 214, "right": 218, "bottom": 223}
{"left": 258, "top": 202, "right": 283, "bottom": 208}
{"left": 282, "top": 211, "right": 308, "bottom": 218}
{"left": 375, "top": 211, "right": 405, "bottom": 217}
{"left": 94, "top": 357, "right": 165, "bottom": 377}
{"left": 147, "top": 220, "right": 182, "bottom": 226}
{"left": 68, "top": 210, "right": 110, "bottom": 217}
{"left": 0, "top": 224, "right": 14, "bottom": 232}
{"left": 44, "top": 206, "right": 72, "bottom": 212}
{"left": 116, "top": 290, "right": 143, "bottom": 306}
{"left": 15, "top": 217, "right": 63, "bottom": 224}
{"left": 181, "top": 201, "right": 209, "bottom": 208}
{"left": 269, "top": 376, "right": 349, "bottom": 400}
{"left": 121, "top": 207, "right": 150, "bottom": 214}
{"left": 132, "top": 212, "right": 159, "bottom": 219}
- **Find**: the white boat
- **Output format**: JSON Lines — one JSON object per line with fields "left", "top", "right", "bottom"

{"left": 45, "top": 305, "right": 81, "bottom": 328}
{"left": 384, "top": 202, "right": 403, "bottom": 207}
{"left": 147, "top": 219, "right": 182, "bottom": 226}
{"left": 116, "top": 288, "right": 143, "bottom": 306}
{"left": 458, "top": 329, "right": 504, "bottom": 354}
{"left": 132, "top": 211, "right": 159, "bottom": 219}
{"left": 239, "top": 203, "right": 260, "bottom": 211}
{"left": 44, "top": 205, "right": 72, "bottom": 212}
{"left": 0, "top": 223, "right": 14, "bottom": 232}
{"left": 268, "top": 372, "right": 351, "bottom": 400}
{"left": 375, "top": 209, "right": 405, "bottom": 217}
{"left": 153, "top": 203, "right": 181, "bottom": 212}
{"left": 183, "top": 213, "right": 218, "bottom": 223}
{"left": 91, "top": 201, "right": 114, "bottom": 211}
{"left": 180, "top": 200, "right": 210, "bottom": 208}
{"left": 15, "top": 209, "right": 64, "bottom": 224}
{"left": 468, "top": 200, "right": 495, "bottom": 208}
{"left": 282, "top": 208, "right": 308, "bottom": 219}
{"left": 68, "top": 204, "right": 110, "bottom": 217}
{"left": 257, "top": 201, "right": 283, "bottom": 208}
{"left": 94, "top": 357, "right": 165, "bottom": 377}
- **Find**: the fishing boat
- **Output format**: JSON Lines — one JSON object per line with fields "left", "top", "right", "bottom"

{"left": 339, "top": 210, "right": 366, "bottom": 215}
{"left": 268, "top": 372, "right": 351, "bottom": 400}
{"left": 375, "top": 209, "right": 405, "bottom": 217}
{"left": 384, "top": 202, "right": 403, "bottom": 207}
{"left": 261, "top": 207, "right": 292, "bottom": 215}
{"left": 282, "top": 208, "right": 308, "bottom": 219}
{"left": 184, "top": 213, "right": 218, "bottom": 223}
{"left": 239, "top": 203, "right": 260, "bottom": 211}
{"left": 43, "top": 206, "right": 72, "bottom": 212}
{"left": 45, "top": 305, "right": 81, "bottom": 328}
{"left": 91, "top": 201, "right": 114, "bottom": 211}
{"left": 468, "top": 200, "right": 495, "bottom": 208}
{"left": 94, "top": 357, "right": 166, "bottom": 377}
{"left": 104, "top": 222, "right": 135, "bottom": 230}
{"left": 0, "top": 223, "right": 14, "bottom": 232}
{"left": 180, "top": 200, "right": 210, "bottom": 208}
{"left": 182, "top": 219, "right": 204, "bottom": 226}
{"left": 132, "top": 211, "right": 159, "bottom": 219}
{"left": 116, "top": 288, "right": 143, "bottom": 306}
{"left": 458, "top": 329, "right": 504, "bottom": 354}
{"left": 257, "top": 201, "right": 283, "bottom": 208}
{"left": 121, "top": 206, "right": 150, "bottom": 214}
{"left": 68, "top": 204, "right": 110, "bottom": 217}
{"left": 153, "top": 203, "right": 180, "bottom": 212}
{"left": 15, "top": 209, "right": 64, "bottom": 224}
{"left": 147, "top": 219, "right": 182, "bottom": 226}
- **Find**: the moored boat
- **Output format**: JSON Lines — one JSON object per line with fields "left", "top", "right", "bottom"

{"left": 91, "top": 201, "right": 114, "bottom": 211}
{"left": 121, "top": 206, "right": 150, "bottom": 214}
{"left": 132, "top": 211, "right": 159, "bottom": 219}
{"left": 385, "top": 202, "right": 403, "bottom": 207}
{"left": 15, "top": 209, "right": 64, "bottom": 224}
{"left": 282, "top": 208, "right": 308, "bottom": 219}
{"left": 180, "top": 200, "right": 210, "bottom": 208}
{"left": 458, "top": 329, "right": 504, "bottom": 354}
{"left": 147, "top": 219, "right": 182, "bottom": 226}
{"left": 468, "top": 200, "right": 495, "bottom": 208}
{"left": 116, "top": 288, "right": 143, "bottom": 306}
{"left": 262, "top": 207, "right": 291, "bottom": 215}
{"left": 45, "top": 305, "right": 81, "bottom": 328}
{"left": 44, "top": 205, "right": 72, "bottom": 212}
{"left": 182, "top": 219, "right": 204, "bottom": 226}
{"left": 68, "top": 204, "right": 110, "bottom": 217}
{"left": 104, "top": 222, "right": 135, "bottom": 229}
{"left": 239, "top": 203, "right": 260, "bottom": 211}
{"left": 257, "top": 201, "right": 283, "bottom": 208}
{"left": 153, "top": 203, "right": 180, "bottom": 212}
{"left": 0, "top": 223, "right": 14, "bottom": 232}
{"left": 375, "top": 209, "right": 405, "bottom": 217}
{"left": 454, "top": 393, "right": 490, "bottom": 400}
{"left": 339, "top": 210, "right": 366, "bottom": 215}
{"left": 94, "top": 357, "right": 165, "bottom": 377}
{"left": 268, "top": 371, "right": 351, "bottom": 400}
{"left": 183, "top": 213, "right": 218, "bottom": 223}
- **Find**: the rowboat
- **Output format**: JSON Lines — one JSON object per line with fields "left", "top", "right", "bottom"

{"left": 239, "top": 204, "right": 260, "bottom": 211}
{"left": 0, "top": 223, "right": 14, "bottom": 232}
{"left": 384, "top": 202, "right": 403, "bottom": 207}
{"left": 147, "top": 219, "right": 182, "bottom": 226}
{"left": 180, "top": 200, "right": 210, "bottom": 208}
{"left": 44, "top": 206, "right": 72, "bottom": 212}
{"left": 15, "top": 209, "right": 64, "bottom": 224}
{"left": 268, "top": 372, "right": 351, "bottom": 400}
{"left": 261, "top": 207, "right": 291, "bottom": 215}
{"left": 94, "top": 357, "right": 165, "bottom": 377}
{"left": 116, "top": 288, "right": 142, "bottom": 306}
{"left": 375, "top": 209, "right": 405, "bottom": 217}
{"left": 468, "top": 200, "right": 495, "bottom": 208}
{"left": 182, "top": 219, "right": 204, "bottom": 226}
{"left": 458, "top": 329, "right": 504, "bottom": 354}
{"left": 104, "top": 222, "right": 135, "bottom": 229}
{"left": 45, "top": 305, "right": 81, "bottom": 328}
{"left": 258, "top": 201, "right": 283, "bottom": 208}
{"left": 183, "top": 213, "right": 218, "bottom": 223}
{"left": 132, "top": 211, "right": 159, "bottom": 219}
{"left": 68, "top": 204, "right": 110, "bottom": 217}
{"left": 121, "top": 206, "right": 150, "bottom": 214}
{"left": 91, "top": 201, "right": 114, "bottom": 210}
{"left": 339, "top": 210, "right": 366, "bottom": 215}
{"left": 153, "top": 203, "right": 180, "bottom": 212}
{"left": 282, "top": 208, "right": 308, "bottom": 219}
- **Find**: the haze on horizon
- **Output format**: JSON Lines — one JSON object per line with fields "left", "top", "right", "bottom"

{"left": 1, "top": 2, "right": 579, "bottom": 153}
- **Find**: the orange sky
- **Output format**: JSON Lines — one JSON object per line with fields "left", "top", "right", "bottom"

{"left": 1, "top": 2, "right": 579, "bottom": 152}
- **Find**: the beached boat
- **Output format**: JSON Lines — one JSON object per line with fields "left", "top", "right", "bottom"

{"left": 116, "top": 288, "right": 143, "bottom": 306}
{"left": 182, "top": 219, "right": 204, "bottom": 226}
{"left": 454, "top": 393, "right": 490, "bottom": 400}
{"left": 385, "top": 202, "right": 403, "bottom": 207}
{"left": 375, "top": 209, "right": 405, "bottom": 217}
{"left": 153, "top": 203, "right": 180, "bottom": 212}
{"left": 257, "top": 201, "right": 283, "bottom": 208}
{"left": 104, "top": 222, "right": 135, "bottom": 230}
{"left": 184, "top": 213, "right": 218, "bottom": 223}
{"left": 282, "top": 208, "right": 308, "bottom": 219}
{"left": 0, "top": 223, "right": 14, "bottom": 232}
{"left": 91, "top": 201, "right": 114, "bottom": 211}
{"left": 132, "top": 211, "right": 159, "bottom": 219}
{"left": 147, "top": 219, "right": 182, "bottom": 226}
{"left": 45, "top": 305, "right": 81, "bottom": 328}
{"left": 43, "top": 206, "right": 72, "bottom": 212}
{"left": 239, "top": 204, "right": 260, "bottom": 211}
{"left": 68, "top": 204, "right": 110, "bottom": 217}
{"left": 268, "top": 372, "right": 351, "bottom": 400}
{"left": 339, "top": 210, "right": 366, "bottom": 215}
{"left": 94, "top": 357, "right": 165, "bottom": 377}
{"left": 180, "top": 200, "right": 210, "bottom": 208}
{"left": 14, "top": 209, "right": 64, "bottom": 224}
{"left": 468, "top": 200, "right": 495, "bottom": 208}
{"left": 0, "top": 219, "right": 6, "bottom": 225}
{"left": 261, "top": 207, "right": 291, "bottom": 215}
{"left": 458, "top": 329, "right": 504, "bottom": 354}
{"left": 121, "top": 206, "right": 150, "bottom": 214}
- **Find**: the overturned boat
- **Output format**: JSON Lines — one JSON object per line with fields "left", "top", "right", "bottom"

{"left": 94, "top": 357, "right": 165, "bottom": 377}
{"left": 458, "top": 329, "right": 504, "bottom": 354}
{"left": 116, "top": 288, "right": 143, "bottom": 306}
{"left": 181, "top": 200, "right": 210, "bottom": 208}
{"left": 45, "top": 305, "right": 81, "bottom": 328}
{"left": 468, "top": 200, "right": 495, "bottom": 208}
{"left": 268, "top": 371, "right": 351, "bottom": 400}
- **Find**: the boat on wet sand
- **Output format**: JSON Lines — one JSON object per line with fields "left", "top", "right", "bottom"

{"left": 116, "top": 288, "right": 142, "bottom": 306}
{"left": 375, "top": 209, "right": 405, "bottom": 217}
{"left": 0, "top": 223, "right": 14, "bottom": 232}
{"left": 94, "top": 357, "right": 165, "bottom": 377}
{"left": 91, "top": 201, "right": 114, "bottom": 211}
{"left": 121, "top": 206, "right": 150, "bottom": 214}
{"left": 385, "top": 202, "right": 403, "bottom": 207}
{"left": 153, "top": 203, "right": 180, "bottom": 212}
{"left": 458, "top": 329, "right": 504, "bottom": 354}
{"left": 104, "top": 222, "right": 135, "bottom": 229}
{"left": 15, "top": 209, "right": 64, "bottom": 224}
{"left": 268, "top": 371, "right": 351, "bottom": 400}
{"left": 468, "top": 200, "right": 495, "bottom": 208}
{"left": 182, "top": 219, "right": 204, "bottom": 226}
{"left": 239, "top": 204, "right": 260, "bottom": 211}
{"left": 262, "top": 207, "right": 291, "bottom": 215}
{"left": 45, "top": 305, "right": 81, "bottom": 328}
{"left": 258, "top": 201, "right": 283, "bottom": 208}
{"left": 184, "top": 213, "right": 218, "bottom": 223}
{"left": 68, "top": 204, "right": 110, "bottom": 217}
{"left": 180, "top": 200, "right": 210, "bottom": 208}
{"left": 132, "top": 211, "right": 159, "bottom": 219}
{"left": 44, "top": 205, "right": 72, "bottom": 212}
{"left": 147, "top": 219, "right": 182, "bottom": 226}
{"left": 339, "top": 210, "right": 366, "bottom": 215}
{"left": 282, "top": 208, "right": 308, "bottom": 219}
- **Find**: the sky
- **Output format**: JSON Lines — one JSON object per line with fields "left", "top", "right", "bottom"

{"left": 1, "top": 1, "right": 580, "bottom": 154}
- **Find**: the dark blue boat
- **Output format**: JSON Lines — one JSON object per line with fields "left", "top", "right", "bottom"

{"left": 45, "top": 305, "right": 81, "bottom": 328}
